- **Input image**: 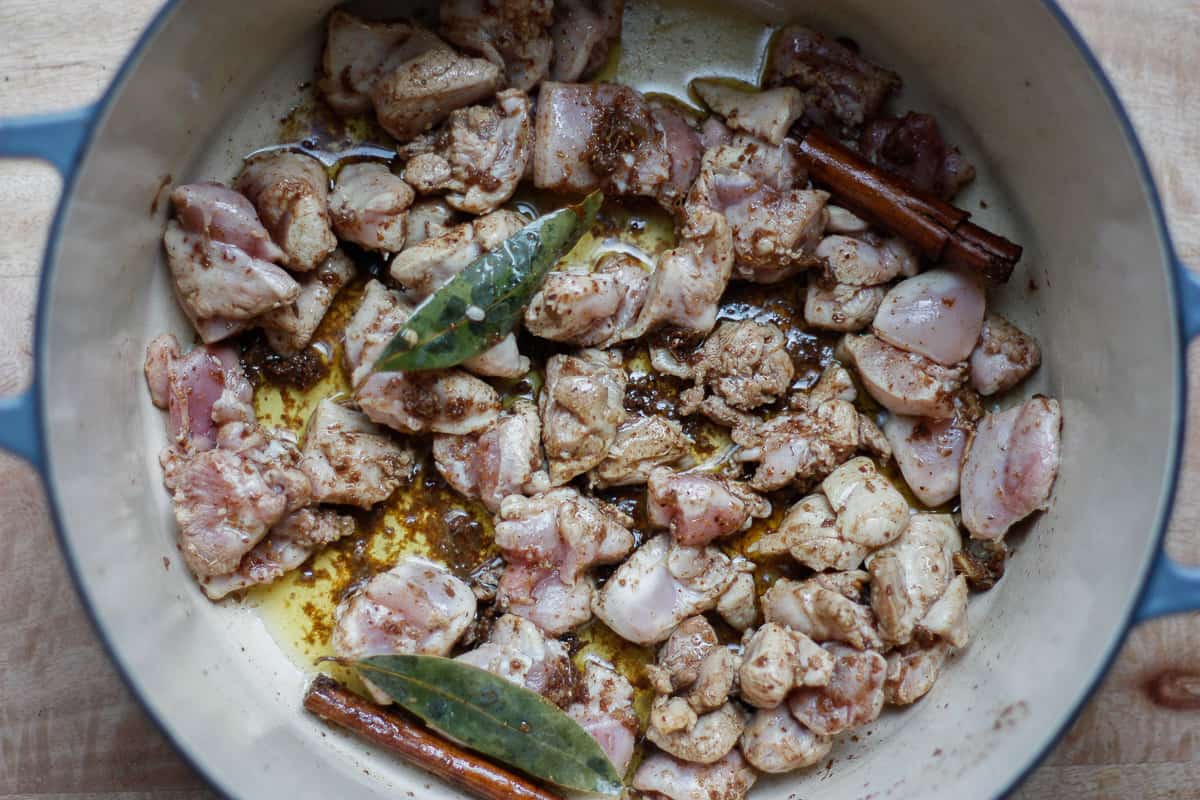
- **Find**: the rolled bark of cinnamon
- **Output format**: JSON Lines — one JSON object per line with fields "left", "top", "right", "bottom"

{"left": 304, "top": 674, "right": 562, "bottom": 800}
{"left": 796, "top": 129, "right": 1022, "bottom": 285}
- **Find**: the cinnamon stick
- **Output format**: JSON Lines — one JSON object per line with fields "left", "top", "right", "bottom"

{"left": 303, "top": 675, "right": 561, "bottom": 800}
{"left": 796, "top": 128, "right": 1022, "bottom": 284}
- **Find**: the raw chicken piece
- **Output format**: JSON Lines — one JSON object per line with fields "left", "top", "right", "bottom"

{"left": 646, "top": 702, "right": 745, "bottom": 765}
{"left": 860, "top": 112, "right": 976, "bottom": 200}
{"left": 259, "top": 249, "right": 356, "bottom": 355}
{"left": 439, "top": 0, "right": 554, "bottom": 92}
{"left": 646, "top": 468, "right": 770, "bottom": 546}
{"left": 804, "top": 279, "right": 886, "bottom": 332}
{"left": 644, "top": 616, "right": 720, "bottom": 695}
{"left": 540, "top": 349, "right": 627, "bottom": 484}
{"left": 432, "top": 399, "right": 547, "bottom": 511}
{"left": 752, "top": 493, "right": 868, "bottom": 572}
{"left": 590, "top": 414, "right": 689, "bottom": 487}
{"left": 144, "top": 333, "right": 179, "bottom": 410}
{"left": 497, "top": 564, "right": 594, "bottom": 635}
{"left": 764, "top": 25, "right": 901, "bottom": 135}
{"left": 817, "top": 233, "right": 917, "bottom": 285}
{"left": 960, "top": 396, "right": 1062, "bottom": 540}
{"left": 915, "top": 575, "right": 970, "bottom": 648}
{"left": 405, "top": 198, "right": 460, "bottom": 245}
{"left": 565, "top": 661, "right": 640, "bottom": 775}
{"left": 680, "top": 321, "right": 794, "bottom": 412}
{"left": 300, "top": 399, "right": 413, "bottom": 508}
{"left": 734, "top": 398, "right": 861, "bottom": 491}
{"left": 969, "top": 313, "right": 1041, "bottom": 396}
{"left": 884, "top": 414, "right": 971, "bottom": 507}
{"left": 738, "top": 622, "right": 834, "bottom": 709}
{"left": 763, "top": 577, "right": 882, "bottom": 650}
{"left": 494, "top": 488, "right": 634, "bottom": 583}
{"left": 460, "top": 333, "right": 531, "bottom": 379}
{"left": 824, "top": 204, "right": 870, "bottom": 234}
{"left": 329, "top": 163, "right": 414, "bottom": 253}
{"left": 873, "top": 269, "right": 986, "bottom": 365}
{"left": 454, "top": 614, "right": 575, "bottom": 706}
{"left": 169, "top": 182, "right": 286, "bottom": 262}
{"left": 146, "top": 336, "right": 253, "bottom": 451}
{"left": 404, "top": 89, "right": 532, "bottom": 214}
{"left": 549, "top": 0, "right": 623, "bottom": 82}
{"left": 593, "top": 534, "right": 735, "bottom": 645}
{"left": 389, "top": 210, "right": 527, "bottom": 300}
{"left": 371, "top": 48, "right": 501, "bottom": 142}
{"left": 683, "top": 648, "right": 741, "bottom": 714}
{"left": 841, "top": 333, "right": 967, "bottom": 419}
{"left": 649, "top": 99, "right": 706, "bottom": 209}
{"left": 357, "top": 369, "right": 501, "bottom": 436}
{"left": 821, "top": 457, "right": 910, "bottom": 550}
{"left": 632, "top": 749, "right": 757, "bottom": 800}
{"left": 319, "top": 10, "right": 444, "bottom": 115}
{"left": 884, "top": 640, "right": 950, "bottom": 705}
{"left": 866, "top": 513, "right": 961, "bottom": 646}
{"left": 199, "top": 507, "right": 355, "bottom": 600}
{"left": 716, "top": 572, "right": 758, "bottom": 631}
{"left": 687, "top": 136, "right": 828, "bottom": 283}
{"left": 342, "top": 279, "right": 411, "bottom": 387}
{"left": 859, "top": 415, "right": 892, "bottom": 460}
{"left": 333, "top": 557, "right": 477, "bottom": 703}
{"left": 236, "top": 152, "right": 338, "bottom": 271}
{"left": 524, "top": 255, "right": 651, "bottom": 347}
{"left": 788, "top": 643, "right": 887, "bottom": 736}
{"left": 740, "top": 704, "right": 832, "bottom": 773}
{"left": 692, "top": 81, "right": 804, "bottom": 146}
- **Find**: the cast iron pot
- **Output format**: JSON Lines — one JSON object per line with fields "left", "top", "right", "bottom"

{"left": 2, "top": 1, "right": 1199, "bottom": 797}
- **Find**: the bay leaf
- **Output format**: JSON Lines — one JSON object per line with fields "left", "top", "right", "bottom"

{"left": 355, "top": 654, "right": 622, "bottom": 795}
{"left": 373, "top": 192, "right": 603, "bottom": 373}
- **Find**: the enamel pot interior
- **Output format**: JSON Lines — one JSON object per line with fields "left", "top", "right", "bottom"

{"left": 38, "top": 0, "right": 1181, "bottom": 797}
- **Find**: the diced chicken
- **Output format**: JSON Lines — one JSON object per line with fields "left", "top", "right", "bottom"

{"left": 651, "top": 696, "right": 698, "bottom": 735}
{"left": 333, "top": 557, "right": 477, "bottom": 703}
{"left": 590, "top": 414, "right": 690, "bottom": 487}
{"left": 804, "top": 279, "right": 886, "bottom": 332}
{"left": 734, "top": 399, "right": 861, "bottom": 491}
{"left": 403, "top": 89, "right": 532, "bottom": 213}
{"left": 866, "top": 513, "right": 960, "bottom": 646}
{"left": 841, "top": 333, "right": 967, "bottom": 419}
{"left": 649, "top": 99, "right": 706, "bottom": 209}
{"left": 390, "top": 209, "right": 527, "bottom": 300}
{"left": 565, "top": 661, "right": 640, "bottom": 776}
{"left": 960, "top": 397, "right": 1062, "bottom": 540}
{"left": 371, "top": 48, "right": 501, "bottom": 142}
{"left": 236, "top": 152, "right": 338, "bottom": 271}
{"left": 144, "top": 333, "right": 180, "bottom": 410}
{"left": 860, "top": 112, "right": 976, "bottom": 200}
{"left": 593, "top": 534, "right": 735, "bottom": 645}
{"left": 883, "top": 415, "right": 971, "bottom": 507}
{"left": 821, "top": 457, "right": 910, "bottom": 550}
{"left": 647, "top": 468, "right": 770, "bottom": 546}
{"left": 873, "top": 269, "right": 986, "bottom": 366}
{"left": 461, "top": 332, "right": 532, "bottom": 379}
{"left": 764, "top": 25, "right": 901, "bottom": 135}
{"left": 647, "top": 702, "right": 746, "bottom": 766}
{"left": 439, "top": 0, "right": 554, "bottom": 92}
{"left": 330, "top": 163, "right": 414, "bottom": 253}
{"left": 260, "top": 249, "right": 356, "bottom": 355}
{"left": 738, "top": 623, "right": 834, "bottom": 709}
{"left": 433, "top": 399, "right": 547, "bottom": 511}
{"left": 319, "top": 10, "right": 444, "bottom": 115}
{"left": 540, "top": 349, "right": 627, "bottom": 484}
{"left": 788, "top": 643, "right": 887, "bottom": 736}
{"left": 549, "top": 0, "right": 623, "bottom": 82}
{"left": 915, "top": 574, "right": 970, "bottom": 648}
{"left": 824, "top": 205, "right": 870, "bottom": 234}
{"left": 859, "top": 415, "right": 892, "bottom": 460}
{"left": 633, "top": 749, "right": 758, "bottom": 800}
{"left": 454, "top": 613, "right": 576, "bottom": 706}
{"left": 497, "top": 564, "right": 594, "bottom": 635}
{"left": 644, "top": 616, "right": 719, "bottom": 695}
{"left": 525, "top": 255, "right": 651, "bottom": 347}
{"left": 680, "top": 321, "right": 794, "bottom": 413}
{"left": 357, "top": 369, "right": 501, "bottom": 436}
{"left": 691, "top": 81, "right": 804, "bottom": 146}
{"left": 884, "top": 640, "right": 950, "bottom": 705}
{"left": 969, "top": 313, "right": 1042, "bottom": 396}
{"left": 146, "top": 336, "right": 253, "bottom": 451}
{"left": 717, "top": 572, "right": 758, "bottom": 631}
{"left": 342, "top": 279, "right": 412, "bottom": 386}
{"left": 762, "top": 577, "right": 882, "bottom": 650}
{"left": 740, "top": 704, "right": 832, "bottom": 773}
{"left": 494, "top": 488, "right": 634, "bottom": 583}
{"left": 300, "top": 399, "right": 413, "bottom": 508}
{"left": 684, "top": 648, "right": 741, "bottom": 714}
{"left": 169, "top": 182, "right": 286, "bottom": 263}
{"left": 687, "top": 136, "right": 828, "bottom": 283}
{"left": 817, "top": 233, "right": 918, "bottom": 286}
{"left": 753, "top": 493, "right": 867, "bottom": 572}
{"left": 199, "top": 507, "right": 355, "bottom": 600}
{"left": 405, "top": 198, "right": 460, "bottom": 246}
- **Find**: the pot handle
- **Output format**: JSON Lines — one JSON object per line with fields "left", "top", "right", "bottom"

{"left": 0, "top": 104, "right": 96, "bottom": 468}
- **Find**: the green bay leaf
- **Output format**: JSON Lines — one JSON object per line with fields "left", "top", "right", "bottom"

{"left": 355, "top": 654, "right": 622, "bottom": 795}
{"left": 373, "top": 192, "right": 603, "bottom": 373}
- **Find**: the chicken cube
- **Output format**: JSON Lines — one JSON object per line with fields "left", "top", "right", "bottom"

{"left": 236, "top": 152, "right": 338, "bottom": 271}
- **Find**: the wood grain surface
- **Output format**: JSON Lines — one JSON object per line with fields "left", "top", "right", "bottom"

{"left": 0, "top": 1, "right": 1197, "bottom": 798}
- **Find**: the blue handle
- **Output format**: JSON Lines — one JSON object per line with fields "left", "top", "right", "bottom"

{"left": 0, "top": 105, "right": 95, "bottom": 468}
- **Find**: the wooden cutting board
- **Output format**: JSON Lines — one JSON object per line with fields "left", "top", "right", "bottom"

{"left": 0, "top": 1, "right": 1196, "bottom": 797}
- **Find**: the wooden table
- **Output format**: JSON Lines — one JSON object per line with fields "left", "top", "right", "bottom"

{"left": 1, "top": 1, "right": 1197, "bottom": 797}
